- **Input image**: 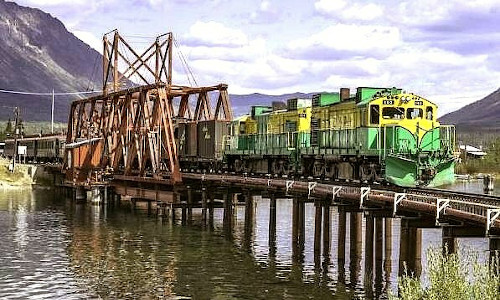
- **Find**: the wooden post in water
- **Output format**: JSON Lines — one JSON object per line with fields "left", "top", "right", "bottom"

{"left": 484, "top": 174, "right": 495, "bottom": 192}
{"left": 337, "top": 206, "right": 347, "bottom": 284}
{"left": 374, "top": 217, "right": 384, "bottom": 298}
{"left": 375, "top": 218, "right": 383, "bottom": 261}
{"left": 268, "top": 193, "right": 276, "bottom": 261}
{"left": 350, "top": 212, "right": 363, "bottom": 286}
{"left": 181, "top": 202, "right": 187, "bottom": 225}
{"left": 208, "top": 193, "right": 215, "bottom": 230}
{"left": 223, "top": 190, "right": 232, "bottom": 238}
{"left": 243, "top": 191, "right": 254, "bottom": 251}
{"left": 292, "top": 197, "right": 299, "bottom": 259}
{"left": 298, "top": 200, "right": 305, "bottom": 254}
{"left": 365, "top": 213, "right": 375, "bottom": 277}
{"left": 384, "top": 218, "right": 393, "bottom": 275}
{"left": 314, "top": 200, "right": 323, "bottom": 257}
{"left": 322, "top": 201, "right": 331, "bottom": 257}
{"left": 337, "top": 207, "right": 347, "bottom": 263}
{"left": 201, "top": 187, "right": 208, "bottom": 225}
{"left": 187, "top": 186, "right": 193, "bottom": 224}
{"left": 269, "top": 193, "right": 277, "bottom": 250}
{"left": 350, "top": 212, "right": 363, "bottom": 257}
{"left": 399, "top": 219, "right": 422, "bottom": 277}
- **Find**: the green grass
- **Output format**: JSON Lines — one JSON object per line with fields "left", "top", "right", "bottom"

{"left": 391, "top": 246, "right": 500, "bottom": 300}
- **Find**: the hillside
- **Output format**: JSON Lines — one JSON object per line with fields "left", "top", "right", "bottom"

{"left": 229, "top": 92, "right": 317, "bottom": 116}
{"left": 0, "top": 0, "right": 101, "bottom": 122}
{"left": 439, "top": 88, "right": 500, "bottom": 130}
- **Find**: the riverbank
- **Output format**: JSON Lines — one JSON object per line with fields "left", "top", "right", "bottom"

{"left": 0, "top": 158, "right": 34, "bottom": 188}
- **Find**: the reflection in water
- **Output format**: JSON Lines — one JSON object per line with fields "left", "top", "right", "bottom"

{"left": 0, "top": 186, "right": 493, "bottom": 299}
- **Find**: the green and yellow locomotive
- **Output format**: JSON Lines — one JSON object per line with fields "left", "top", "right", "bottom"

{"left": 225, "top": 87, "right": 456, "bottom": 187}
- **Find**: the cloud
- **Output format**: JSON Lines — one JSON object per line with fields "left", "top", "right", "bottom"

{"left": 183, "top": 21, "right": 248, "bottom": 47}
{"left": 314, "top": 0, "right": 384, "bottom": 21}
{"left": 73, "top": 30, "right": 102, "bottom": 53}
{"left": 286, "top": 24, "right": 401, "bottom": 60}
{"left": 249, "top": 0, "right": 282, "bottom": 24}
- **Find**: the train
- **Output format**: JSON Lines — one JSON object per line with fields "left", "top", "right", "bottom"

{"left": 178, "top": 87, "right": 456, "bottom": 187}
{"left": 4, "top": 134, "right": 66, "bottom": 162}
{"left": 3, "top": 86, "right": 457, "bottom": 188}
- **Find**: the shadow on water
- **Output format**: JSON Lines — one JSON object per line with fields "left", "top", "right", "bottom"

{"left": 0, "top": 184, "right": 495, "bottom": 299}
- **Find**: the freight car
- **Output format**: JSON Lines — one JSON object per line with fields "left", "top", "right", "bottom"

{"left": 4, "top": 134, "right": 66, "bottom": 163}
{"left": 224, "top": 87, "right": 456, "bottom": 187}
{"left": 177, "top": 119, "right": 228, "bottom": 171}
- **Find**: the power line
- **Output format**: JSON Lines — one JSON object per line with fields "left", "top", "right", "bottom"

{"left": 0, "top": 89, "right": 101, "bottom": 96}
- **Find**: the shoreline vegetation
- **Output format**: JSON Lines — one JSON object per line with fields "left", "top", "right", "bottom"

{"left": 0, "top": 157, "right": 34, "bottom": 188}
{"left": 455, "top": 137, "right": 499, "bottom": 176}
{"left": 391, "top": 246, "right": 500, "bottom": 300}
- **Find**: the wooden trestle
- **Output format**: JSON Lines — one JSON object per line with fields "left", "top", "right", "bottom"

{"left": 64, "top": 31, "right": 232, "bottom": 183}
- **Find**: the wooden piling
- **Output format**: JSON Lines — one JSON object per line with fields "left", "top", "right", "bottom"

{"left": 365, "top": 213, "right": 375, "bottom": 276}
{"left": 314, "top": 200, "right": 323, "bottom": 256}
{"left": 322, "top": 201, "right": 330, "bottom": 256}
{"left": 269, "top": 194, "right": 277, "bottom": 249}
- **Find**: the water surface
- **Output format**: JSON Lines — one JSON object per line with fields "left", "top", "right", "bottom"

{"left": 0, "top": 183, "right": 492, "bottom": 299}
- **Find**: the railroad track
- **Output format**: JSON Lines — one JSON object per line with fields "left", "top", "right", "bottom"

{"left": 180, "top": 171, "right": 499, "bottom": 205}
{"left": 179, "top": 172, "right": 500, "bottom": 233}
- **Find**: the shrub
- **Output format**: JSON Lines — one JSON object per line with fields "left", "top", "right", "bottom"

{"left": 391, "top": 246, "right": 499, "bottom": 300}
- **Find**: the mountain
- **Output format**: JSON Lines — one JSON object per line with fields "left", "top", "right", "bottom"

{"left": 0, "top": 0, "right": 101, "bottom": 122}
{"left": 229, "top": 92, "right": 318, "bottom": 116}
{"left": 439, "top": 88, "right": 500, "bottom": 130}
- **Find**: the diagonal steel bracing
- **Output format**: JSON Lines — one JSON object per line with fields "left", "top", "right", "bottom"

{"left": 64, "top": 30, "right": 232, "bottom": 184}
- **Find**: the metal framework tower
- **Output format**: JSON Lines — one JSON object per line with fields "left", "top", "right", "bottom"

{"left": 64, "top": 31, "right": 232, "bottom": 183}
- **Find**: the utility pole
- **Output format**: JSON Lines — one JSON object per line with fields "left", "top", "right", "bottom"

{"left": 11, "top": 107, "right": 19, "bottom": 172}
{"left": 51, "top": 89, "right": 54, "bottom": 133}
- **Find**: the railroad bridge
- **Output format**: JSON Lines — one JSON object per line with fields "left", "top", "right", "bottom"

{"left": 41, "top": 31, "right": 500, "bottom": 267}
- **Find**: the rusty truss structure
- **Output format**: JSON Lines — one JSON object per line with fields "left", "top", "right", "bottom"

{"left": 64, "top": 31, "right": 232, "bottom": 183}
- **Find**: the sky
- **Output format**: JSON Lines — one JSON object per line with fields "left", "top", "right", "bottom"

{"left": 13, "top": 0, "right": 500, "bottom": 115}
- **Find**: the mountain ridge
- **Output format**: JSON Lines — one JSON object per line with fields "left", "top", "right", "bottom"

{"left": 0, "top": 0, "right": 101, "bottom": 122}
{"left": 439, "top": 88, "right": 500, "bottom": 130}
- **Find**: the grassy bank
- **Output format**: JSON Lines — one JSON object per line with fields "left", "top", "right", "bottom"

{"left": 391, "top": 247, "right": 499, "bottom": 300}
{"left": 0, "top": 157, "right": 33, "bottom": 187}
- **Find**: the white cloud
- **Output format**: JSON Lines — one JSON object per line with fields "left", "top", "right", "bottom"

{"left": 287, "top": 24, "right": 401, "bottom": 60}
{"left": 315, "top": 0, "right": 384, "bottom": 21}
{"left": 260, "top": 0, "right": 270, "bottom": 11}
{"left": 184, "top": 21, "right": 248, "bottom": 47}
{"left": 72, "top": 30, "right": 102, "bottom": 53}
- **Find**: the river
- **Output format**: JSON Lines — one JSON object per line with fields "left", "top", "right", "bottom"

{"left": 0, "top": 180, "right": 495, "bottom": 299}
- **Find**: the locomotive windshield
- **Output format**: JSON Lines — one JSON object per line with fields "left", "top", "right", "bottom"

{"left": 382, "top": 107, "right": 405, "bottom": 119}
{"left": 406, "top": 108, "right": 423, "bottom": 119}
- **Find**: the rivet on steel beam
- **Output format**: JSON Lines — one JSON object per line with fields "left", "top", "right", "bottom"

{"left": 486, "top": 208, "right": 500, "bottom": 235}
{"left": 360, "top": 187, "right": 370, "bottom": 208}
{"left": 393, "top": 193, "right": 406, "bottom": 216}
{"left": 436, "top": 199, "right": 450, "bottom": 226}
